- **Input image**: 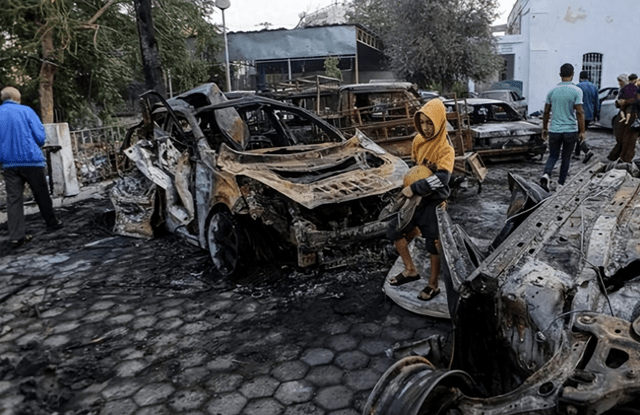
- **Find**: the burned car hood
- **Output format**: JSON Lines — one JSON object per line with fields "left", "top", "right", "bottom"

{"left": 215, "top": 130, "right": 408, "bottom": 210}
{"left": 471, "top": 120, "right": 541, "bottom": 138}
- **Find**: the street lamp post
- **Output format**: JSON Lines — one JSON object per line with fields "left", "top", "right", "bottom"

{"left": 216, "top": 0, "right": 232, "bottom": 92}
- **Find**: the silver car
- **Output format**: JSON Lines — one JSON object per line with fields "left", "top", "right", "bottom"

{"left": 479, "top": 89, "right": 528, "bottom": 119}
{"left": 594, "top": 86, "right": 619, "bottom": 129}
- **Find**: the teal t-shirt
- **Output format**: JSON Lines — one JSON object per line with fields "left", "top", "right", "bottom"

{"left": 546, "top": 82, "right": 583, "bottom": 133}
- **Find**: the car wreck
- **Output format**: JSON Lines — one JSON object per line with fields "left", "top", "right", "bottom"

{"left": 110, "top": 84, "right": 408, "bottom": 276}
{"left": 365, "top": 161, "right": 640, "bottom": 414}
{"left": 443, "top": 98, "right": 546, "bottom": 162}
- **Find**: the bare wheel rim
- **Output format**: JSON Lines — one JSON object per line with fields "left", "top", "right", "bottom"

{"left": 207, "top": 211, "right": 240, "bottom": 277}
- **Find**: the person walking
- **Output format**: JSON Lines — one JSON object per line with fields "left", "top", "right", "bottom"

{"left": 540, "top": 63, "right": 585, "bottom": 192}
{"left": 0, "top": 86, "right": 63, "bottom": 248}
{"left": 385, "top": 98, "right": 455, "bottom": 301}
{"left": 574, "top": 71, "right": 599, "bottom": 163}
{"left": 607, "top": 74, "right": 639, "bottom": 163}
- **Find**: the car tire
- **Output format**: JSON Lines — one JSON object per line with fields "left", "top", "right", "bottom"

{"left": 206, "top": 209, "right": 244, "bottom": 278}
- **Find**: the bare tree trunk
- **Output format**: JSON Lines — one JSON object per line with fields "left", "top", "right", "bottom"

{"left": 134, "top": 0, "right": 166, "bottom": 98}
{"left": 39, "top": 29, "right": 57, "bottom": 124}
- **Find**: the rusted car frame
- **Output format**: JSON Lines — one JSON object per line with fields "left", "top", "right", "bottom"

{"left": 112, "top": 84, "right": 408, "bottom": 276}
{"left": 443, "top": 98, "right": 546, "bottom": 162}
{"left": 365, "top": 162, "right": 640, "bottom": 414}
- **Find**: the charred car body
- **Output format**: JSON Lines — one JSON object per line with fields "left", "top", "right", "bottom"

{"left": 112, "top": 84, "right": 408, "bottom": 276}
{"left": 365, "top": 162, "right": 640, "bottom": 414}
{"left": 443, "top": 98, "right": 546, "bottom": 162}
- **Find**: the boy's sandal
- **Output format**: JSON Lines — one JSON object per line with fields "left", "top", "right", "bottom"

{"left": 388, "top": 272, "right": 421, "bottom": 286}
{"left": 417, "top": 285, "right": 441, "bottom": 301}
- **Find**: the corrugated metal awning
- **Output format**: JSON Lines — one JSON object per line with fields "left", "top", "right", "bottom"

{"left": 228, "top": 25, "right": 358, "bottom": 62}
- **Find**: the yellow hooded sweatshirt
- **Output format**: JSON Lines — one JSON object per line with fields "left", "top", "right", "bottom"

{"left": 411, "top": 99, "right": 455, "bottom": 174}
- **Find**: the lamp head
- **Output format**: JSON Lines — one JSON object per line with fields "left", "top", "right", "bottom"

{"left": 216, "top": 0, "right": 230, "bottom": 10}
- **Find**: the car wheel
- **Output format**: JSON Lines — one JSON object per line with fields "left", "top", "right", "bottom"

{"left": 207, "top": 209, "right": 242, "bottom": 277}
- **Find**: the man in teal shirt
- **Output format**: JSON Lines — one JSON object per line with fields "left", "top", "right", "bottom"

{"left": 540, "top": 63, "right": 586, "bottom": 192}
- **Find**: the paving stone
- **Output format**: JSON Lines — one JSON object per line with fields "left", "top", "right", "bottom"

{"left": 343, "top": 368, "right": 379, "bottom": 391}
{"left": 181, "top": 350, "right": 209, "bottom": 368}
{"left": 174, "top": 367, "right": 209, "bottom": 386}
{"left": 89, "top": 300, "right": 115, "bottom": 311}
{"left": 206, "top": 373, "right": 244, "bottom": 393}
{"left": 271, "top": 361, "right": 309, "bottom": 381}
{"left": 42, "top": 334, "right": 70, "bottom": 348}
{"left": 207, "top": 356, "right": 239, "bottom": 372}
{"left": 326, "top": 334, "right": 358, "bottom": 352}
{"left": 401, "top": 314, "right": 430, "bottom": 330}
{"left": 381, "top": 326, "right": 414, "bottom": 342}
{"left": 322, "top": 321, "right": 351, "bottom": 335}
{"left": 329, "top": 409, "right": 359, "bottom": 415}
{"left": 169, "top": 390, "right": 208, "bottom": 411}
{"left": 180, "top": 321, "right": 213, "bottom": 335}
{"left": 368, "top": 356, "right": 395, "bottom": 374}
{"left": 115, "top": 359, "right": 148, "bottom": 377}
{"left": 243, "top": 397, "right": 284, "bottom": 415}
{"left": 273, "top": 343, "right": 302, "bottom": 362}
{"left": 315, "top": 385, "right": 353, "bottom": 411}
{"left": 133, "top": 316, "right": 157, "bottom": 330}
{"left": 274, "top": 380, "right": 314, "bottom": 405}
{"left": 358, "top": 339, "right": 393, "bottom": 356}
{"left": 159, "top": 308, "right": 183, "bottom": 319}
{"left": 108, "top": 313, "right": 135, "bottom": 325}
{"left": 135, "top": 404, "right": 173, "bottom": 415}
{"left": 82, "top": 310, "right": 111, "bottom": 323}
{"left": 306, "top": 365, "right": 344, "bottom": 386}
{"left": 39, "top": 307, "right": 67, "bottom": 318}
{"left": 283, "top": 402, "right": 325, "bottom": 415}
{"left": 15, "top": 331, "right": 45, "bottom": 347}
{"left": 0, "top": 395, "right": 24, "bottom": 413}
{"left": 239, "top": 376, "right": 280, "bottom": 399}
{"left": 334, "top": 351, "right": 369, "bottom": 371}
{"left": 101, "top": 398, "right": 137, "bottom": 415}
{"left": 206, "top": 300, "right": 233, "bottom": 312}
{"left": 349, "top": 322, "right": 380, "bottom": 337}
{"left": 205, "top": 392, "right": 247, "bottom": 415}
{"left": 133, "top": 383, "right": 176, "bottom": 406}
{"left": 155, "top": 317, "right": 184, "bottom": 331}
{"left": 0, "top": 380, "right": 14, "bottom": 395}
{"left": 52, "top": 320, "right": 80, "bottom": 334}
{"left": 301, "top": 348, "right": 334, "bottom": 366}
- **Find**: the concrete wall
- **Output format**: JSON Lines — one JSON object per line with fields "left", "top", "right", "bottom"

{"left": 498, "top": 0, "right": 640, "bottom": 114}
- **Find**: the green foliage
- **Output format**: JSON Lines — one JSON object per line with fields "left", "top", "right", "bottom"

{"left": 323, "top": 56, "right": 342, "bottom": 80}
{"left": 347, "top": 0, "right": 502, "bottom": 92}
{"left": 0, "top": 0, "right": 223, "bottom": 126}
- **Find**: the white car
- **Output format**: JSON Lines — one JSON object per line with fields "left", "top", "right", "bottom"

{"left": 594, "top": 86, "right": 619, "bottom": 129}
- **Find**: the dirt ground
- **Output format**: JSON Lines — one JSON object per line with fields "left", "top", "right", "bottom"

{"left": 0, "top": 127, "right": 628, "bottom": 414}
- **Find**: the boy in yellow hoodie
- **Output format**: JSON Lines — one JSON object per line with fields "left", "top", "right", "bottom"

{"left": 386, "top": 99, "right": 455, "bottom": 301}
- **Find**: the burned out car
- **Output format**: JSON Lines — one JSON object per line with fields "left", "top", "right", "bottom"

{"left": 443, "top": 98, "right": 546, "bottom": 162}
{"left": 365, "top": 162, "right": 640, "bottom": 414}
{"left": 111, "top": 84, "right": 408, "bottom": 276}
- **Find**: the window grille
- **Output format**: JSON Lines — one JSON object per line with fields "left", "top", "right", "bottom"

{"left": 582, "top": 53, "right": 603, "bottom": 89}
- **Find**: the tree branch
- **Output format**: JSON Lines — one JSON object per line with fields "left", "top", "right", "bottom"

{"left": 86, "top": 0, "right": 119, "bottom": 25}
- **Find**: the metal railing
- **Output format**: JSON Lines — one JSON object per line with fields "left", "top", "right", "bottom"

{"left": 69, "top": 123, "right": 137, "bottom": 184}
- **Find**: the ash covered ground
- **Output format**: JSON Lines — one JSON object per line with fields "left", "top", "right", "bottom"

{"left": 0, "top": 128, "right": 625, "bottom": 414}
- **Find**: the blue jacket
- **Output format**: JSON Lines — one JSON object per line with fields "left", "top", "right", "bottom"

{"left": 577, "top": 80, "right": 599, "bottom": 121}
{"left": 0, "top": 100, "right": 46, "bottom": 168}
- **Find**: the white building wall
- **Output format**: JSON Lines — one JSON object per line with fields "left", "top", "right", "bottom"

{"left": 498, "top": 0, "right": 640, "bottom": 114}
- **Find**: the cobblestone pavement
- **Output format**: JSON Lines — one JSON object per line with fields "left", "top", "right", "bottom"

{"left": 0, "top": 128, "right": 624, "bottom": 414}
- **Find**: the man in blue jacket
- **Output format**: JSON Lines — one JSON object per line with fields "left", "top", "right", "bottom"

{"left": 574, "top": 71, "right": 599, "bottom": 163}
{"left": 0, "top": 86, "right": 63, "bottom": 248}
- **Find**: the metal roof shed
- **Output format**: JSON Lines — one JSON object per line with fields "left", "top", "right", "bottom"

{"left": 226, "top": 24, "right": 385, "bottom": 89}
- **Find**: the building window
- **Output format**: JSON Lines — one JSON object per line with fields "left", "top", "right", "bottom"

{"left": 582, "top": 53, "right": 603, "bottom": 89}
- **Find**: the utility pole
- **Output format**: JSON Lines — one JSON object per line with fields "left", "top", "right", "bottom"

{"left": 216, "top": 0, "right": 232, "bottom": 92}
{"left": 134, "top": 0, "right": 166, "bottom": 97}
